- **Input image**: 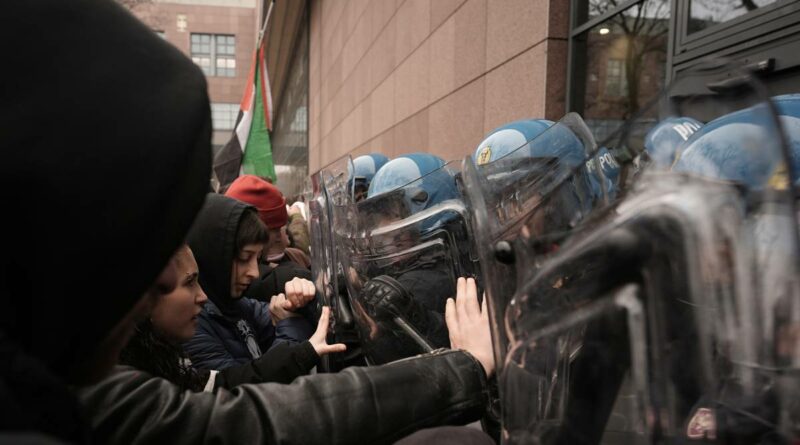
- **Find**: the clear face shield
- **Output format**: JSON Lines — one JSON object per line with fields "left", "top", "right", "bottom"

{"left": 335, "top": 161, "right": 480, "bottom": 365}
{"left": 307, "top": 156, "right": 365, "bottom": 372}
{"left": 307, "top": 156, "right": 354, "bottom": 307}
{"left": 464, "top": 61, "right": 800, "bottom": 444}
{"left": 464, "top": 112, "right": 605, "bottom": 359}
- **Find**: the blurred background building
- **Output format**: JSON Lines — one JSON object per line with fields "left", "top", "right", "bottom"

{"left": 126, "top": 0, "right": 259, "bottom": 154}
{"left": 124, "top": 0, "right": 800, "bottom": 195}
{"left": 127, "top": 0, "right": 309, "bottom": 197}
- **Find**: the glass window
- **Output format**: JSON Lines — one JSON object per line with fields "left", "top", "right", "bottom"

{"left": 211, "top": 103, "right": 239, "bottom": 130}
{"left": 574, "top": 0, "right": 632, "bottom": 27}
{"left": 191, "top": 33, "right": 236, "bottom": 77}
{"left": 605, "top": 59, "right": 628, "bottom": 97}
{"left": 570, "top": 0, "right": 669, "bottom": 141}
{"left": 688, "top": 0, "right": 782, "bottom": 34}
{"left": 271, "top": 19, "right": 309, "bottom": 198}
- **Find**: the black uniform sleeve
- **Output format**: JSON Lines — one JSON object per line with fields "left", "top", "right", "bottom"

{"left": 79, "top": 350, "right": 489, "bottom": 445}
{"left": 215, "top": 341, "right": 319, "bottom": 388}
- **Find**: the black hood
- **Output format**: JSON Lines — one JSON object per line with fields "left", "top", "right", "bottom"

{"left": 0, "top": 0, "right": 211, "bottom": 385}
{"left": 188, "top": 194, "right": 256, "bottom": 316}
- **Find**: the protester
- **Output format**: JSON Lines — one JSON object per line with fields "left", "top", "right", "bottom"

{"left": 0, "top": 0, "right": 212, "bottom": 439}
{"left": 225, "top": 174, "right": 311, "bottom": 268}
{"left": 120, "top": 244, "right": 345, "bottom": 390}
{"left": 224, "top": 175, "right": 318, "bottom": 306}
{"left": 183, "top": 193, "right": 316, "bottom": 370}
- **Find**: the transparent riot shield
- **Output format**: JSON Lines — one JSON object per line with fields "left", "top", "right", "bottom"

{"left": 307, "top": 156, "right": 353, "bottom": 307}
{"left": 463, "top": 112, "right": 606, "bottom": 359}
{"left": 335, "top": 160, "right": 480, "bottom": 365}
{"left": 464, "top": 61, "right": 800, "bottom": 444}
{"left": 307, "top": 155, "right": 367, "bottom": 371}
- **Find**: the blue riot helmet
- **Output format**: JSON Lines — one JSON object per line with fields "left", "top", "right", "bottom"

{"left": 471, "top": 114, "right": 601, "bottom": 256}
{"left": 473, "top": 119, "right": 554, "bottom": 165}
{"left": 770, "top": 94, "right": 800, "bottom": 186}
{"left": 643, "top": 116, "right": 704, "bottom": 168}
{"left": 584, "top": 146, "right": 620, "bottom": 200}
{"left": 673, "top": 106, "right": 789, "bottom": 189}
{"left": 368, "top": 153, "right": 448, "bottom": 200}
{"left": 366, "top": 153, "right": 460, "bottom": 232}
{"left": 592, "top": 147, "right": 621, "bottom": 181}
{"left": 351, "top": 153, "right": 390, "bottom": 202}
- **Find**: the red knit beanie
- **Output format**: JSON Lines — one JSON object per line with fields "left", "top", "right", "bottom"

{"left": 225, "top": 175, "right": 288, "bottom": 229}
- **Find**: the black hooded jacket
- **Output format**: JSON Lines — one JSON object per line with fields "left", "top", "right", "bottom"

{"left": 2, "top": 1, "right": 489, "bottom": 443}
{"left": 0, "top": 0, "right": 210, "bottom": 441}
{"left": 184, "top": 194, "right": 314, "bottom": 370}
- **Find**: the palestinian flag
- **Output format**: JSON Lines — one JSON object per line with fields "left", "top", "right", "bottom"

{"left": 213, "top": 36, "right": 276, "bottom": 189}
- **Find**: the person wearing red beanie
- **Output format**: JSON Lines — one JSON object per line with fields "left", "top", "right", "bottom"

{"left": 225, "top": 175, "right": 313, "bottom": 307}
{"left": 225, "top": 175, "right": 310, "bottom": 265}
{"left": 225, "top": 175, "right": 289, "bottom": 230}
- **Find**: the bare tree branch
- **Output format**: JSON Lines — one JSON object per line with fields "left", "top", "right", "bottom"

{"left": 115, "top": 0, "right": 153, "bottom": 11}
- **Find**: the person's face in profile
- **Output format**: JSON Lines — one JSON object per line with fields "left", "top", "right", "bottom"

{"left": 150, "top": 246, "right": 208, "bottom": 343}
{"left": 231, "top": 243, "right": 263, "bottom": 298}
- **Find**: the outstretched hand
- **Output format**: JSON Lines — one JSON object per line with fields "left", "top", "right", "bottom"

{"left": 445, "top": 277, "right": 495, "bottom": 377}
{"left": 309, "top": 306, "right": 347, "bottom": 356}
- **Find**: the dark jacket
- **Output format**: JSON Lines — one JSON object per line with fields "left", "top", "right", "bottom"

{"left": 79, "top": 349, "right": 489, "bottom": 445}
{"left": 245, "top": 260, "right": 313, "bottom": 303}
{"left": 186, "top": 299, "right": 313, "bottom": 370}
{"left": 215, "top": 341, "right": 319, "bottom": 388}
{"left": 184, "top": 194, "right": 314, "bottom": 370}
{"left": 0, "top": 0, "right": 211, "bottom": 442}
{"left": 119, "top": 320, "right": 320, "bottom": 391}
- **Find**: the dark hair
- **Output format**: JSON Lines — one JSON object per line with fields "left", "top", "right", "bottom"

{"left": 235, "top": 208, "right": 269, "bottom": 253}
{"left": 119, "top": 320, "right": 209, "bottom": 391}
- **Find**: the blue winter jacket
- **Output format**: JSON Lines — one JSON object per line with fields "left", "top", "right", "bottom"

{"left": 185, "top": 299, "right": 313, "bottom": 370}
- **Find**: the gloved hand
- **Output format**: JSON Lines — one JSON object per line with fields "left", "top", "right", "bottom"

{"left": 361, "top": 275, "right": 425, "bottom": 326}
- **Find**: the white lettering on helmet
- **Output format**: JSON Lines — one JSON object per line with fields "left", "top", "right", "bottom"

{"left": 587, "top": 153, "right": 619, "bottom": 172}
{"left": 673, "top": 122, "right": 702, "bottom": 141}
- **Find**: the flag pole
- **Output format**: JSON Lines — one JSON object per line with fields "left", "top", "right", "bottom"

{"left": 257, "top": 0, "right": 275, "bottom": 50}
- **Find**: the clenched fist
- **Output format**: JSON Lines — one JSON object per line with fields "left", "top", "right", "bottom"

{"left": 282, "top": 277, "right": 316, "bottom": 310}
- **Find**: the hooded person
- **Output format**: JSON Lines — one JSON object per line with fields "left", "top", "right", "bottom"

{"left": 225, "top": 175, "right": 318, "bottom": 316}
{"left": 182, "top": 193, "right": 315, "bottom": 371}
{"left": 3, "top": 1, "right": 495, "bottom": 443}
{"left": 0, "top": 0, "right": 210, "bottom": 440}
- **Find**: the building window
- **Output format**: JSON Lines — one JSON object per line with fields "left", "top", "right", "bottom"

{"left": 688, "top": 0, "right": 780, "bottom": 35}
{"left": 191, "top": 34, "right": 236, "bottom": 77}
{"left": 154, "top": 30, "right": 166, "bottom": 39}
{"left": 270, "top": 16, "right": 309, "bottom": 198}
{"left": 605, "top": 59, "right": 627, "bottom": 97}
{"left": 215, "top": 35, "right": 236, "bottom": 77}
{"left": 569, "top": 0, "right": 670, "bottom": 142}
{"left": 211, "top": 103, "right": 239, "bottom": 130}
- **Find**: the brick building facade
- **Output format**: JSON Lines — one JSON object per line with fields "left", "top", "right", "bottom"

{"left": 307, "top": 0, "right": 571, "bottom": 173}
